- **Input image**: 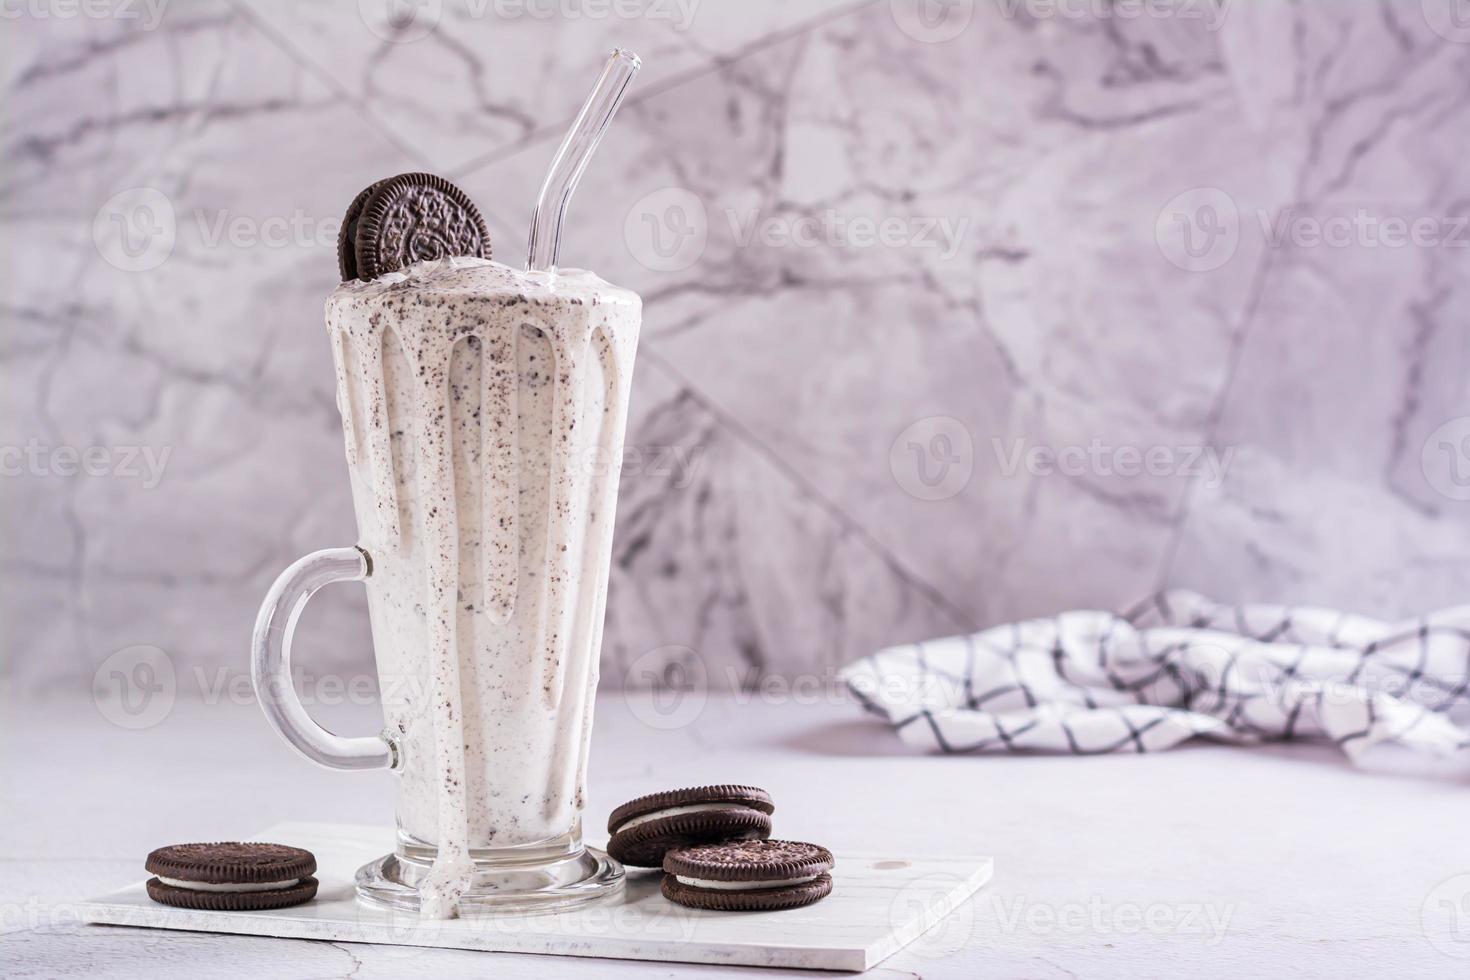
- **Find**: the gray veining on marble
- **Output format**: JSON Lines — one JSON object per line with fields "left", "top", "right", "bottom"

{"left": 2, "top": 0, "right": 1468, "bottom": 696}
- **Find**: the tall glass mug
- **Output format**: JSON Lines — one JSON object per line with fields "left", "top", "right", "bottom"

{"left": 251, "top": 258, "right": 639, "bottom": 914}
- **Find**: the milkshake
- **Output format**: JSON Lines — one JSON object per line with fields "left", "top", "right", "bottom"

{"left": 327, "top": 257, "right": 638, "bottom": 913}
{"left": 250, "top": 47, "right": 643, "bottom": 918}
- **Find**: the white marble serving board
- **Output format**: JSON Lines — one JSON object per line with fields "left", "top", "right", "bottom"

{"left": 78, "top": 822, "right": 992, "bottom": 972}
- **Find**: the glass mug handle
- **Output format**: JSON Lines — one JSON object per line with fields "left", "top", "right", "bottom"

{"left": 250, "top": 546, "right": 398, "bottom": 771}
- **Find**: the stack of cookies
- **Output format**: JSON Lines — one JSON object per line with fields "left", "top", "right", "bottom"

{"left": 606, "top": 784, "right": 834, "bottom": 911}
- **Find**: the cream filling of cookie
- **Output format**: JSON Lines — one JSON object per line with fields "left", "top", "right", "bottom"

{"left": 675, "top": 874, "right": 820, "bottom": 891}
{"left": 616, "top": 803, "right": 749, "bottom": 832}
{"left": 155, "top": 876, "right": 300, "bottom": 893}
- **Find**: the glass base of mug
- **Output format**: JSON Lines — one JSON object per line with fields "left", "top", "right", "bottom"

{"left": 355, "top": 838, "right": 624, "bottom": 915}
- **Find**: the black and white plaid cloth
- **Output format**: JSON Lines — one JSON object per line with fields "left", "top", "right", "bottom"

{"left": 841, "top": 590, "right": 1470, "bottom": 762}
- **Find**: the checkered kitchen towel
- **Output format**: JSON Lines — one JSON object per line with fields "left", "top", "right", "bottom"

{"left": 841, "top": 591, "right": 1470, "bottom": 762}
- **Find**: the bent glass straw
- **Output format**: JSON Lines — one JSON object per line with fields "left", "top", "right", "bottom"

{"left": 526, "top": 48, "right": 642, "bottom": 273}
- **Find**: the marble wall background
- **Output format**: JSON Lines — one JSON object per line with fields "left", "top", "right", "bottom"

{"left": 3, "top": 0, "right": 1469, "bottom": 698}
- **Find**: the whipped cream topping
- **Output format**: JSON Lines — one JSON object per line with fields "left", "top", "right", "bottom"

{"left": 334, "top": 255, "right": 627, "bottom": 308}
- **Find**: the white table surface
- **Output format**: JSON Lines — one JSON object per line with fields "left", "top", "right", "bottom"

{"left": 4, "top": 689, "right": 1468, "bottom": 978}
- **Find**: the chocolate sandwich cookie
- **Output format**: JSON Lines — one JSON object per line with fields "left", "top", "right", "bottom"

{"left": 336, "top": 178, "right": 385, "bottom": 281}
{"left": 144, "top": 842, "right": 318, "bottom": 911}
{"left": 662, "top": 839, "right": 834, "bottom": 911}
{"left": 349, "top": 172, "right": 490, "bottom": 281}
{"left": 607, "top": 784, "right": 774, "bottom": 868}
